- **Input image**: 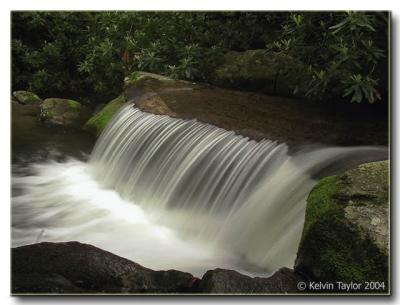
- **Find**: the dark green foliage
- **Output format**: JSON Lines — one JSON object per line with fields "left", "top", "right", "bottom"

{"left": 12, "top": 11, "right": 388, "bottom": 105}
{"left": 12, "top": 12, "right": 125, "bottom": 104}
{"left": 268, "top": 12, "right": 388, "bottom": 103}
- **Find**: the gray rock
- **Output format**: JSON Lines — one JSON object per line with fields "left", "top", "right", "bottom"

{"left": 295, "top": 160, "right": 389, "bottom": 291}
{"left": 338, "top": 161, "right": 389, "bottom": 255}
{"left": 13, "top": 90, "right": 42, "bottom": 105}
{"left": 40, "top": 98, "right": 91, "bottom": 129}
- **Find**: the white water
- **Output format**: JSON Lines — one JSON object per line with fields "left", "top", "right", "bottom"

{"left": 12, "top": 104, "right": 387, "bottom": 277}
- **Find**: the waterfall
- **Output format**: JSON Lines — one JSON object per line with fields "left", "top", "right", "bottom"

{"left": 12, "top": 102, "right": 387, "bottom": 276}
{"left": 87, "top": 104, "right": 387, "bottom": 272}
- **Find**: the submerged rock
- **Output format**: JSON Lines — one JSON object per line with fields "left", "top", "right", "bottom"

{"left": 13, "top": 90, "right": 43, "bottom": 105}
{"left": 197, "top": 267, "right": 302, "bottom": 294}
{"left": 40, "top": 98, "right": 91, "bottom": 129}
{"left": 12, "top": 242, "right": 197, "bottom": 294}
{"left": 295, "top": 160, "right": 389, "bottom": 291}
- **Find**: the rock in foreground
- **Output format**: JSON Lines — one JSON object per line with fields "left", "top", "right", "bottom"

{"left": 12, "top": 242, "right": 197, "bottom": 294}
{"left": 12, "top": 241, "right": 303, "bottom": 294}
{"left": 295, "top": 160, "right": 389, "bottom": 292}
{"left": 197, "top": 268, "right": 302, "bottom": 294}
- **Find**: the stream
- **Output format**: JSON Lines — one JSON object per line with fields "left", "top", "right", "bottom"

{"left": 11, "top": 103, "right": 388, "bottom": 277}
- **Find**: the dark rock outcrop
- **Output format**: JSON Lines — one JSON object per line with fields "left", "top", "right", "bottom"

{"left": 12, "top": 242, "right": 197, "bottom": 294}
{"left": 12, "top": 241, "right": 303, "bottom": 294}
{"left": 196, "top": 267, "right": 302, "bottom": 294}
{"left": 295, "top": 160, "right": 389, "bottom": 291}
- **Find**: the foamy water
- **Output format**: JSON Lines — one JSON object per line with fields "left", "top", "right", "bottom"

{"left": 11, "top": 104, "right": 388, "bottom": 276}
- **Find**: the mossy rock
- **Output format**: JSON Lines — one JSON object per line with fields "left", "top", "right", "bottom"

{"left": 212, "top": 50, "right": 310, "bottom": 96}
{"left": 39, "top": 98, "right": 91, "bottom": 129}
{"left": 13, "top": 91, "right": 42, "bottom": 105}
{"left": 295, "top": 160, "right": 389, "bottom": 292}
{"left": 84, "top": 72, "right": 195, "bottom": 137}
{"left": 83, "top": 95, "right": 126, "bottom": 136}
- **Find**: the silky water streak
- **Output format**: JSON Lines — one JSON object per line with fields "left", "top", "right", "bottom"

{"left": 88, "top": 104, "right": 386, "bottom": 273}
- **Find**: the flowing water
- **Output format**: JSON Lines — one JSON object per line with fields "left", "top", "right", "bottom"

{"left": 12, "top": 104, "right": 387, "bottom": 277}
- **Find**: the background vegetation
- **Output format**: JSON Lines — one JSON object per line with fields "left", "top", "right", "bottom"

{"left": 12, "top": 11, "right": 388, "bottom": 105}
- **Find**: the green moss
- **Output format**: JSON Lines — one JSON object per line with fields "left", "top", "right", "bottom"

{"left": 296, "top": 168, "right": 388, "bottom": 291}
{"left": 300, "top": 210, "right": 388, "bottom": 285}
{"left": 84, "top": 95, "right": 126, "bottom": 136}
{"left": 301, "top": 175, "right": 340, "bottom": 238}
{"left": 68, "top": 100, "right": 81, "bottom": 109}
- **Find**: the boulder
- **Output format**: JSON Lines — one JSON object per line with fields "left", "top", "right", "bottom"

{"left": 83, "top": 72, "right": 197, "bottom": 136}
{"left": 12, "top": 241, "right": 306, "bottom": 294}
{"left": 295, "top": 160, "right": 389, "bottom": 291}
{"left": 196, "top": 267, "right": 303, "bottom": 294}
{"left": 84, "top": 71, "right": 387, "bottom": 146}
{"left": 124, "top": 72, "right": 386, "bottom": 147}
{"left": 12, "top": 90, "right": 42, "bottom": 105}
{"left": 211, "top": 50, "right": 310, "bottom": 96}
{"left": 40, "top": 98, "right": 91, "bottom": 129}
{"left": 83, "top": 95, "right": 126, "bottom": 136}
{"left": 12, "top": 242, "right": 197, "bottom": 294}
